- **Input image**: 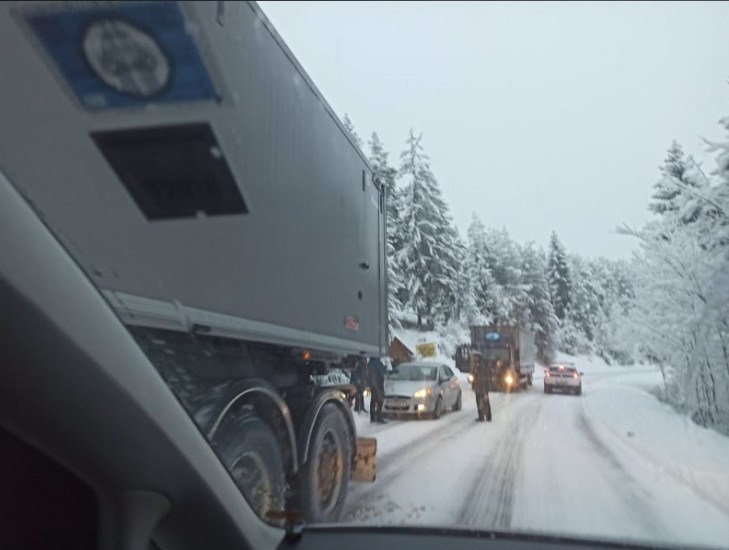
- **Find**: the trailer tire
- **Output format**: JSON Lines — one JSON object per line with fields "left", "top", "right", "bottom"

{"left": 300, "top": 403, "right": 351, "bottom": 523}
{"left": 215, "top": 414, "right": 286, "bottom": 522}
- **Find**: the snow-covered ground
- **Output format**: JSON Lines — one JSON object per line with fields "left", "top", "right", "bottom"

{"left": 341, "top": 354, "right": 729, "bottom": 548}
{"left": 390, "top": 326, "right": 468, "bottom": 369}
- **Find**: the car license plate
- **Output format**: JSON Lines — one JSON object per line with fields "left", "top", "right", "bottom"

{"left": 387, "top": 400, "right": 406, "bottom": 408}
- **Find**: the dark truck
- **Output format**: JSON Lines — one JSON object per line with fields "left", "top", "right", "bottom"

{"left": 0, "top": 1, "right": 385, "bottom": 525}
{"left": 470, "top": 325, "right": 536, "bottom": 392}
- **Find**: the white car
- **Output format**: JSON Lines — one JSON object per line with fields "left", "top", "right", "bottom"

{"left": 544, "top": 363, "right": 583, "bottom": 395}
{"left": 384, "top": 363, "right": 463, "bottom": 419}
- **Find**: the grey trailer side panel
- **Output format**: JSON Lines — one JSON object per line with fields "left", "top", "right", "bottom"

{"left": 518, "top": 328, "right": 536, "bottom": 371}
{"left": 0, "top": 1, "right": 386, "bottom": 355}
{"left": 379, "top": 187, "right": 389, "bottom": 351}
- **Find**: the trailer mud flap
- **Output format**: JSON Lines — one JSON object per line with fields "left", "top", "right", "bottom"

{"left": 350, "top": 437, "right": 376, "bottom": 482}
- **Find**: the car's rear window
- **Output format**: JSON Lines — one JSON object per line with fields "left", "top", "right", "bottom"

{"left": 550, "top": 366, "right": 576, "bottom": 374}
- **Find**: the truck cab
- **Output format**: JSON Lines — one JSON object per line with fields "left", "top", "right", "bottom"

{"left": 469, "top": 325, "right": 536, "bottom": 392}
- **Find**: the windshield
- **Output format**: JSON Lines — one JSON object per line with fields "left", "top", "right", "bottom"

{"left": 389, "top": 365, "right": 438, "bottom": 382}
{"left": 482, "top": 348, "right": 510, "bottom": 362}
{"left": 3, "top": 1, "right": 729, "bottom": 549}
{"left": 549, "top": 367, "right": 577, "bottom": 374}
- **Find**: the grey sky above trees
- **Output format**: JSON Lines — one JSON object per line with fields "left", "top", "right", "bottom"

{"left": 260, "top": 1, "right": 729, "bottom": 259}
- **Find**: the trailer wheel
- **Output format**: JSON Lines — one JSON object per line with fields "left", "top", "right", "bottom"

{"left": 300, "top": 403, "right": 351, "bottom": 523}
{"left": 215, "top": 414, "right": 286, "bottom": 521}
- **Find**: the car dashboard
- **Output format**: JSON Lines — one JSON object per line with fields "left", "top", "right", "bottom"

{"left": 279, "top": 525, "right": 691, "bottom": 550}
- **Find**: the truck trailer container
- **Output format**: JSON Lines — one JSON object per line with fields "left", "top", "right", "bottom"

{"left": 0, "top": 0, "right": 386, "bottom": 525}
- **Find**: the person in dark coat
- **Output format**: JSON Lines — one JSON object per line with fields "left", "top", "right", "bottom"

{"left": 472, "top": 352, "right": 492, "bottom": 422}
{"left": 367, "top": 356, "right": 387, "bottom": 424}
{"left": 350, "top": 358, "right": 368, "bottom": 414}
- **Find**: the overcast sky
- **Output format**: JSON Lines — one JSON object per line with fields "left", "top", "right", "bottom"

{"left": 259, "top": 1, "right": 729, "bottom": 259}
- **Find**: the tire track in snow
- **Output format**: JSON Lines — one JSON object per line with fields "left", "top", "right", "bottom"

{"left": 342, "top": 398, "right": 510, "bottom": 519}
{"left": 343, "top": 419, "right": 478, "bottom": 518}
{"left": 456, "top": 394, "right": 542, "bottom": 530}
{"left": 576, "top": 411, "right": 669, "bottom": 539}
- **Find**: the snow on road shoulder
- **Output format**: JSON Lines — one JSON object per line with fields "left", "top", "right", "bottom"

{"left": 579, "top": 368, "right": 729, "bottom": 546}
{"left": 514, "top": 359, "right": 729, "bottom": 547}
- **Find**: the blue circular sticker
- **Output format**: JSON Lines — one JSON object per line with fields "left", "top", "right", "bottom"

{"left": 83, "top": 18, "right": 171, "bottom": 98}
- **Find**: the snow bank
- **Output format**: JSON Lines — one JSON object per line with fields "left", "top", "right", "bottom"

{"left": 520, "top": 358, "right": 729, "bottom": 546}
{"left": 395, "top": 324, "right": 469, "bottom": 356}
{"left": 392, "top": 327, "right": 472, "bottom": 386}
{"left": 583, "top": 377, "right": 729, "bottom": 525}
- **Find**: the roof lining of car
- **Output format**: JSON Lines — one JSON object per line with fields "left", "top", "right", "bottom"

{"left": 0, "top": 171, "right": 282, "bottom": 549}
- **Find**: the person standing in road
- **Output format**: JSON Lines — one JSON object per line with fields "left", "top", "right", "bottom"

{"left": 367, "top": 356, "right": 387, "bottom": 424}
{"left": 472, "top": 352, "right": 492, "bottom": 422}
{"left": 350, "top": 358, "right": 368, "bottom": 414}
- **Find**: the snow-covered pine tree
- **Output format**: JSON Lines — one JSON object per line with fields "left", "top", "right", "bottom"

{"left": 460, "top": 260, "right": 485, "bottom": 326}
{"left": 623, "top": 131, "right": 729, "bottom": 432}
{"left": 561, "top": 255, "right": 600, "bottom": 355}
{"left": 448, "top": 235, "right": 472, "bottom": 322}
{"left": 465, "top": 214, "right": 500, "bottom": 323}
{"left": 590, "top": 258, "right": 635, "bottom": 364}
{"left": 547, "top": 231, "right": 572, "bottom": 322}
{"left": 520, "top": 243, "right": 558, "bottom": 363}
{"left": 650, "top": 141, "right": 705, "bottom": 228}
{"left": 650, "top": 142, "right": 695, "bottom": 217}
{"left": 483, "top": 227, "right": 527, "bottom": 323}
{"left": 342, "top": 113, "right": 363, "bottom": 148}
{"left": 397, "top": 129, "right": 459, "bottom": 327}
{"left": 439, "top": 226, "right": 466, "bottom": 322}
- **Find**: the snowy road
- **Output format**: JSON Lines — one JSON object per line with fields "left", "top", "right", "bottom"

{"left": 342, "top": 358, "right": 729, "bottom": 548}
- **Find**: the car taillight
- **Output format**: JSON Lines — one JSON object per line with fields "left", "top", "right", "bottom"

{"left": 544, "top": 371, "right": 550, "bottom": 377}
